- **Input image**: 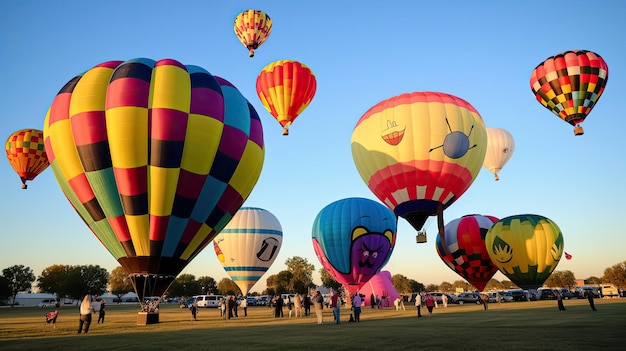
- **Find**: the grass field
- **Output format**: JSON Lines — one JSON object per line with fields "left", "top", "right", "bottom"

{"left": 1, "top": 298, "right": 624, "bottom": 350}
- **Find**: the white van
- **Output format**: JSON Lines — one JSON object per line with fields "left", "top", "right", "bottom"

{"left": 194, "top": 295, "right": 223, "bottom": 308}
{"left": 600, "top": 284, "right": 619, "bottom": 298}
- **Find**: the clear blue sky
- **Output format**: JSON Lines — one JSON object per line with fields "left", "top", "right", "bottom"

{"left": 1, "top": 0, "right": 624, "bottom": 293}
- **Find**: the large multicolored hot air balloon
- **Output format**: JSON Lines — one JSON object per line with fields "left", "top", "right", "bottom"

{"left": 436, "top": 214, "right": 499, "bottom": 292}
{"left": 5, "top": 128, "right": 49, "bottom": 189}
{"left": 530, "top": 50, "right": 608, "bottom": 136}
{"left": 234, "top": 9, "right": 272, "bottom": 58}
{"left": 485, "top": 214, "right": 564, "bottom": 290}
{"left": 43, "top": 58, "right": 265, "bottom": 308}
{"left": 256, "top": 59, "right": 316, "bottom": 135}
{"left": 483, "top": 127, "right": 515, "bottom": 181}
{"left": 351, "top": 92, "right": 487, "bottom": 245}
{"left": 312, "top": 197, "right": 397, "bottom": 294}
{"left": 213, "top": 207, "right": 282, "bottom": 295}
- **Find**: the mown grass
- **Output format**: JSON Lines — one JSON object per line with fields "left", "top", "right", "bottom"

{"left": 1, "top": 298, "right": 624, "bottom": 350}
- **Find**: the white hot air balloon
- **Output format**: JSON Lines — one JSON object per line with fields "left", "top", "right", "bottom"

{"left": 483, "top": 128, "right": 515, "bottom": 181}
{"left": 213, "top": 207, "right": 283, "bottom": 295}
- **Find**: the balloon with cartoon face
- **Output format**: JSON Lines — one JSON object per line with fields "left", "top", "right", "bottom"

{"left": 485, "top": 214, "right": 564, "bottom": 290}
{"left": 312, "top": 197, "right": 397, "bottom": 294}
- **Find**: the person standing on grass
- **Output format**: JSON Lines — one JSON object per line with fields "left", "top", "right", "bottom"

{"left": 352, "top": 292, "right": 362, "bottom": 322}
{"left": 190, "top": 300, "right": 198, "bottom": 321}
{"left": 442, "top": 294, "right": 448, "bottom": 308}
{"left": 78, "top": 295, "right": 94, "bottom": 333}
{"left": 556, "top": 291, "right": 566, "bottom": 311}
{"left": 303, "top": 294, "right": 312, "bottom": 316}
{"left": 46, "top": 310, "right": 59, "bottom": 330}
{"left": 240, "top": 296, "right": 248, "bottom": 317}
{"left": 97, "top": 299, "right": 106, "bottom": 323}
{"left": 314, "top": 290, "right": 324, "bottom": 324}
{"left": 586, "top": 291, "right": 597, "bottom": 311}
{"left": 331, "top": 290, "right": 340, "bottom": 324}
{"left": 294, "top": 293, "right": 303, "bottom": 317}
{"left": 425, "top": 294, "right": 435, "bottom": 317}
{"left": 415, "top": 293, "right": 422, "bottom": 318}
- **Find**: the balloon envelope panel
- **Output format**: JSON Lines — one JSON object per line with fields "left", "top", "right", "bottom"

{"left": 312, "top": 197, "right": 397, "bottom": 293}
{"left": 43, "top": 59, "right": 264, "bottom": 300}
{"left": 214, "top": 207, "right": 282, "bottom": 295}
{"left": 485, "top": 214, "right": 564, "bottom": 290}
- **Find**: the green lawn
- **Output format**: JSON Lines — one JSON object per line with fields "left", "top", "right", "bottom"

{"left": 1, "top": 298, "right": 624, "bottom": 350}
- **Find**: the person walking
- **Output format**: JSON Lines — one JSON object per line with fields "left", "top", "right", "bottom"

{"left": 556, "top": 291, "right": 566, "bottom": 311}
{"left": 240, "top": 297, "right": 248, "bottom": 317}
{"left": 190, "top": 300, "right": 198, "bottom": 321}
{"left": 331, "top": 291, "right": 340, "bottom": 324}
{"left": 425, "top": 294, "right": 435, "bottom": 317}
{"left": 415, "top": 292, "right": 422, "bottom": 318}
{"left": 314, "top": 290, "right": 324, "bottom": 324}
{"left": 303, "top": 294, "right": 312, "bottom": 316}
{"left": 586, "top": 291, "right": 597, "bottom": 311}
{"left": 294, "top": 293, "right": 303, "bottom": 317}
{"left": 97, "top": 299, "right": 106, "bottom": 323}
{"left": 481, "top": 293, "right": 489, "bottom": 311}
{"left": 77, "top": 295, "right": 94, "bottom": 333}
{"left": 46, "top": 310, "right": 59, "bottom": 330}
{"left": 352, "top": 292, "right": 362, "bottom": 322}
{"left": 441, "top": 294, "right": 448, "bottom": 308}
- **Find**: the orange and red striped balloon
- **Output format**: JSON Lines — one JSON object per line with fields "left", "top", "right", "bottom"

{"left": 5, "top": 128, "right": 49, "bottom": 189}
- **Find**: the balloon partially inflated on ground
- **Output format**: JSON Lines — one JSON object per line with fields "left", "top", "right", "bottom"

{"left": 213, "top": 207, "right": 282, "bottom": 295}
{"left": 312, "top": 197, "right": 397, "bottom": 294}
{"left": 485, "top": 214, "right": 564, "bottom": 290}
{"left": 43, "top": 58, "right": 264, "bottom": 307}
{"left": 351, "top": 92, "right": 487, "bottom": 245}
{"left": 436, "top": 214, "right": 499, "bottom": 292}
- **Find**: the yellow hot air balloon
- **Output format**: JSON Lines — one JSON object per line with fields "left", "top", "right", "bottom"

{"left": 234, "top": 9, "right": 272, "bottom": 57}
{"left": 485, "top": 214, "right": 564, "bottom": 290}
{"left": 5, "top": 128, "right": 49, "bottom": 189}
{"left": 351, "top": 92, "right": 487, "bottom": 245}
{"left": 483, "top": 127, "right": 515, "bottom": 181}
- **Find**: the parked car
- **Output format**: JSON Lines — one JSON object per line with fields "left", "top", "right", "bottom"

{"left": 428, "top": 292, "right": 457, "bottom": 304}
{"left": 455, "top": 293, "right": 482, "bottom": 305}
{"left": 600, "top": 284, "right": 619, "bottom": 298}
{"left": 246, "top": 297, "right": 258, "bottom": 306}
{"left": 535, "top": 288, "right": 556, "bottom": 300}
{"left": 38, "top": 299, "right": 60, "bottom": 308}
{"left": 257, "top": 295, "right": 269, "bottom": 306}
{"left": 575, "top": 286, "right": 601, "bottom": 299}
{"left": 556, "top": 288, "right": 575, "bottom": 299}
{"left": 508, "top": 289, "right": 529, "bottom": 301}
{"left": 487, "top": 291, "right": 513, "bottom": 303}
{"left": 194, "top": 295, "right": 223, "bottom": 308}
{"left": 182, "top": 297, "right": 197, "bottom": 308}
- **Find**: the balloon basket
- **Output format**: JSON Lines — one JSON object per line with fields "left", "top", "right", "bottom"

{"left": 137, "top": 312, "right": 159, "bottom": 325}
{"left": 416, "top": 231, "right": 427, "bottom": 243}
{"left": 282, "top": 127, "right": 289, "bottom": 136}
{"left": 574, "top": 126, "right": 584, "bottom": 136}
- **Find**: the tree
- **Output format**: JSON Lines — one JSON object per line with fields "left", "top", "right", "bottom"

{"left": 544, "top": 270, "right": 576, "bottom": 289}
{"left": 425, "top": 283, "right": 438, "bottom": 292}
{"left": 438, "top": 281, "right": 453, "bottom": 293}
{"left": 37, "top": 264, "right": 108, "bottom": 300}
{"left": 2, "top": 265, "right": 35, "bottom": 307}
{"left": 585, "top": 276, "right": 602, "bottom": 285}
{"left": 284, "top": 256, "right": 315, "bottom": 293}
{"left": 319, "top": 268, "right": 342, "bottom": 292}
{"left": 602, "top": 261, "right": 626, "bottom": 289}
{"left": 266, "top": 271, "right": 293, "bottom": 295}
{"left": 217, "top": 278, "right": 241, "bottom": 296}
{"left": 0, "top": 276, "right": 11, "bottom": 300}
{"left": 109, "top": 266, "right": 134, "bottom": 302}
{"left": 452, "top": 280, "right": 473, "bottom": 292}
{"left": 197, "top": 276, "right": 217, "bottom": 295}
{"left": 392, "top": 274, "right": 411, "bottom": 294}
{"left": 408, "top": 279, "right": 425, "bottom": 293}
{"left": 167, "top": 274, "right": 200, "bottom": 298}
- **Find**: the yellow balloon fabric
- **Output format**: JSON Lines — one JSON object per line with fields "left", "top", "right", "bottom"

{"left": 351, "top": 92, "right": 487, "bottom": 232}
{"left": 485, "top": 214, "right": 564, "bottom": 290}
{"left": 234, "top": 9, "right": 272, "bottom": 57}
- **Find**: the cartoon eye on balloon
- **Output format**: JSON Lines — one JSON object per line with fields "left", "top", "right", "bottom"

{"left": 351, "top": 92, "right": 487, "bottom": 247}
{"left": 530, "top": 50, "right": 608, "bottom": 136}
{"left": 44, "top": 58, "right": 264, "bottom": 310}
{"left": 5, "top": 128, "right": 49, "bottom": 189}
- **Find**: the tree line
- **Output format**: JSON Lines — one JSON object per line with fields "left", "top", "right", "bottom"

{"left": 2, "top": 259, "right": 625, "bottom": 306}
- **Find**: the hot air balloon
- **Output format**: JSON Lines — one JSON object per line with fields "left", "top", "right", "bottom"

{"left": 436, "top": 214, "right": 499, "bottom": 292}
{"left": 530, "top": 50, "right": 608, "bottom": 136}
{"left": 312, "top": 197, "right": 397, "bottom": 295}
{"left": 483, "top": 127, "right": 515, "bottom": 181}
{"left": 234, "top": 9, "right": 272, "bottom": 57}
{"left": 43, "top": 58, "right": 265, "bottom": 311}
{"left": 485, "top": 214, "right": 564, "bottom": 290}
{"left": 351, "top": 92, "right": 487, "bottom": 245}
{"left": 5, "top": 128, "right": 50, "bottom": 189}
{"left": 213, "top": 207, "right": 282, "bottom": 296}
{"left": 256, "top": 59, "right": 316, "bottom": 135}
